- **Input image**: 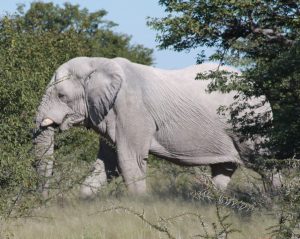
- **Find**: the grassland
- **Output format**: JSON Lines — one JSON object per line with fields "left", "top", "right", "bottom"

{"left": 4, "top": 196, "right": 276, "bottom": 239}
{"left": 2, "top": 163, "right": 279, "bottom": 239}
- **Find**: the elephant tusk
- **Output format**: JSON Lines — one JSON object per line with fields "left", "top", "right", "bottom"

{"left": 41, "top": 118, "right": 54, "bottom": 127}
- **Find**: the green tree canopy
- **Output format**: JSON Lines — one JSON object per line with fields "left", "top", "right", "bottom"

{"left": 0, "top": 2, "right": 153, "bottom": 217}
{"left": 148, "top": 0, "right": 300, "bottom": 159}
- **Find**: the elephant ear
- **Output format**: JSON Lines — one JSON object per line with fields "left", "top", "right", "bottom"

{"left": 84, "top": 60, "right": 123, "bottom": 125}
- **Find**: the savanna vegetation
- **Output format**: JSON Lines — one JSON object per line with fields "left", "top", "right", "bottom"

{"left": 0, "top": 1, "right": 300, "bottom": 239}
{"left": 0, "top": 1, "right": 153, "bottom": 218}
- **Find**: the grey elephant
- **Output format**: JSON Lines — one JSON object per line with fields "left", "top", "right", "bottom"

{"left": 33, "top": 57, "right": 267, "bottom": 198}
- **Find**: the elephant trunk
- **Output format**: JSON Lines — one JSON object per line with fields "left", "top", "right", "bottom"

{"left": 33, "top": 126, "right": 54, "bottom": 199}
{"left": 33, "top": 97, "right": 55, "bottom": 198}
{"left": 35, "top": 90, "right": 52, "bottom": 128}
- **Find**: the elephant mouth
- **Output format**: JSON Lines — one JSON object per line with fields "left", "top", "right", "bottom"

{"left": 59, "top": 113, "right": 86, "bottom": 131}
{"left": 39, "top": 113, "right": 86, "bottom": 131}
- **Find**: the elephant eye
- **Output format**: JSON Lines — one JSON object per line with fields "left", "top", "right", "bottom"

{"left": 58, "top": 93, "right": 66, "bottom": 100}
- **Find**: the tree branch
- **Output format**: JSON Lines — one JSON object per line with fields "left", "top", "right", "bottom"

{"left": 247, "top": 9, "right": 296, "bottom": 46}
{"left": 251, "top": 27, "right": 295, "bottom": 46}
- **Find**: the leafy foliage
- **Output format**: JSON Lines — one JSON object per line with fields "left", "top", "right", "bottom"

{"left": 148, "top": 0, "right": 300, "bottom": 158}
{"left": 0, "top": 2, "right": 153, "bottom": 217}
{"left": 148, "top": 1, "right": 300, "bottom": 237}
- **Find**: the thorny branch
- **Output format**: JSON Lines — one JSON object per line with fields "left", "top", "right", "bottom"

{"left": 90, "top": 206, "right": 176, "bottom": 239}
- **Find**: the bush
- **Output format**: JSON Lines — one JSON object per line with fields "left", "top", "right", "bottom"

{"left": 0, "top": 2, "right": 153, "bottom": 218}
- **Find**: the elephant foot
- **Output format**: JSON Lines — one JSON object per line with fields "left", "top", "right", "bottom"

{"left": 212, "top": 174, "right": 232, "bottom": 190}
{"left": 211, "top": 162, "right": 237, "bottom": 191}
{"left": 80, "top": 159, "right": 107, "bottom": 200}
{"left": 126, "top": 178, "right": 147, "bottom": 195}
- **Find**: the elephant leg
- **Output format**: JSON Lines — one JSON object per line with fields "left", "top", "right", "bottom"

{"left": 114, "top": 99, "right": 156, "bottom": 195}
{"left": 210, "top": 162, "right": 237, "bottom": 190}
{"left": 101, "top": 139, "right": 119, "bottom": 181}
{"left": 118, "top": 153, "right": 148, "bottom": 195}
{"left": 116, "top": 125, "right": 154, "bottom": 194}
{"left": 80, "top": 137, "right": 118, "bottom": 199}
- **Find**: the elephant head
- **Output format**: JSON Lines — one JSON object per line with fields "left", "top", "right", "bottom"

{"left": 33, "top": 57, "right": 123, "bottom": 197}
{"left": 35, "top": 57, "right": 123, "bottom": 130}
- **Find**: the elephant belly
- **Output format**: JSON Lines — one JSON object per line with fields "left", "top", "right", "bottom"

{"left": 149, "top": 129, "right": 242, "bottom": 166}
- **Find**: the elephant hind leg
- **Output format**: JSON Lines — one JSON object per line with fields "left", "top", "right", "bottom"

{"left": 210, "top": 162, "right": 237, "bottom": 191}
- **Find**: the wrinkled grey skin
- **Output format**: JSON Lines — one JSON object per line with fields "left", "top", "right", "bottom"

{"left": 34, "top": 57, "right": 269, "bottom": 198}
{"left": 33, "top": 127, "right": 54, "bottom": 198}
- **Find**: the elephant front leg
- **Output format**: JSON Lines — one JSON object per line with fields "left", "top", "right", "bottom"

{"left": 80, "top": 137, "right": 118, "bottom": 199}
{"left": 115, "top": 121, "right": 155, "bottom": 195}
{"left": 117, "top": 151, "right": 148, "bottom": 195}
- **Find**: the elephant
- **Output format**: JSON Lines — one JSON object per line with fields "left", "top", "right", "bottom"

{"left": 33, "top": 56, "right": 269, "bottom": 198}
{"left": 33, "top": 126, "right": 55, "bottom": 198}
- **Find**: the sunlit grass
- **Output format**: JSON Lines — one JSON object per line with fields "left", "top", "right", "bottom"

{"left": 5, "top": 194, "right": 276, "bottom": 239}
{"left": 0, "top": 158, "right": 277, "bottom": 239}
{"left": 3, "top": 161, "right": 279, "bottom": 239}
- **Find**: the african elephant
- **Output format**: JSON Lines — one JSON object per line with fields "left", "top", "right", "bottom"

{"left": 33, "top": 57, "right": 268, "bottom": 198}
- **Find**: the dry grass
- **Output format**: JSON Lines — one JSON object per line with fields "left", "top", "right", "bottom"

{"left": 2, "top": 162, "right": 279, "bottom": 239}
{"left": 4, "top": 195, "right": 276, "bottom": 239}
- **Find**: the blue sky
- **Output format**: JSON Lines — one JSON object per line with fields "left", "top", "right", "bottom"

{"left": 0, "top": 1, "right": 212, "bottom": 69}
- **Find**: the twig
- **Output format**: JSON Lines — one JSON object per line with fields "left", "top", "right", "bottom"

{"left": 90, "top": 206, "right": 176, "bottom": 239}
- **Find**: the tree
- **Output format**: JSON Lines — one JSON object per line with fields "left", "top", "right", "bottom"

{"left": 149, "top": 2, "right": 300, "bottom": 236}
{"left": 148, "top": 0, "right": 300, "bottom": 159}
{"left": 0, "top": 2, "right": 153, "bottom": 217}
